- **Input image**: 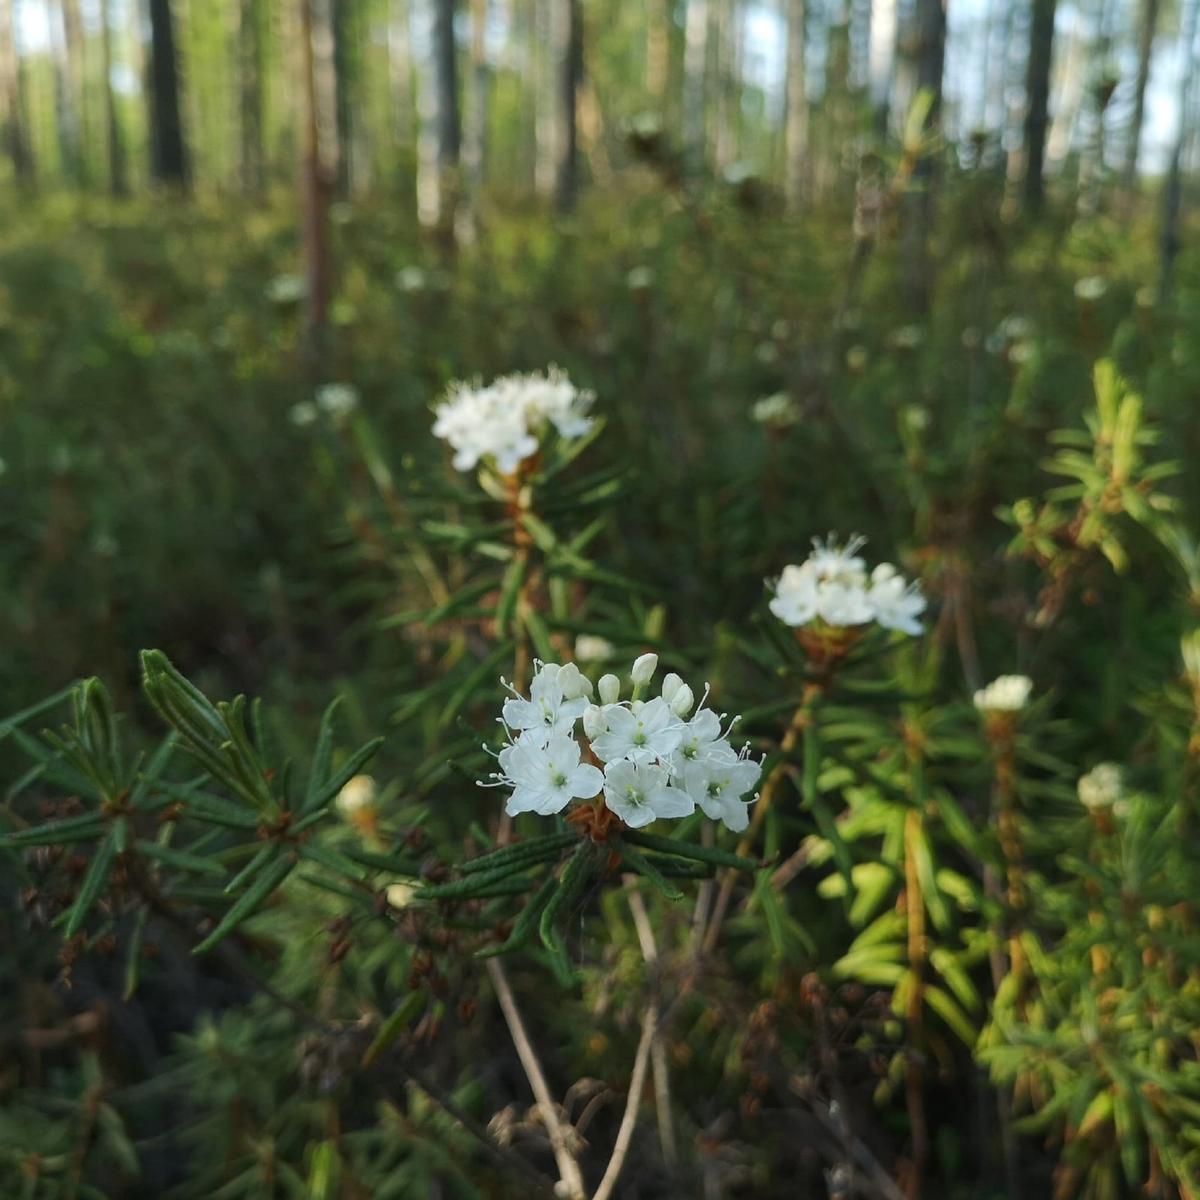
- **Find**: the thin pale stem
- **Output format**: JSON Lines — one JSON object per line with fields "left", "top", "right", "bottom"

{"left": 592, "top": 1003, "right": 658, "bottom": 1200}
{"left": 486, "top": 958, "right": 586, "bottom": 1200}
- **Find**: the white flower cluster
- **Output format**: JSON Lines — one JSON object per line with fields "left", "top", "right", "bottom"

{"left": 1077, "top": 762, "right": 1126, "bottom": 814}
{"left": 483, "top": 654, "right": 761, "bottom": 833}
{"left": 973, "top": 674, "right": 1033, "bottom": 714}
{"left": 769, "top": 536, "right": 926, "bottom": 636}
{"left": 432, "top": 367, "right": 596, "bottom": 475}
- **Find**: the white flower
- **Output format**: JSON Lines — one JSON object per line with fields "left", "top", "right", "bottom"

{"left": 501, "top": 667, "right": 589, "bottom": 747}
{"left": 868, "top": 563, "right": 927, "bottom": 636}
{"left": 669, "top": 684, "right": 695, "bottom": 718}
{"left": 672, "top": 707, "right": 735, "bottom": 769}
{"left": 554, "top": 662, "right": 592, "bottom": 701}
{"left": 432, "top": 367, "right": 595, "bottom": 476}
{"left": 386, "top": 882, "right": 416, "bottom": 908}
{"left": 335, "top": 774, "right": 377, "bottom": 816}
{"left": 289, "top": 401, "right": 319, "bottom": 427}
{"left": 602, "top": 759, "right": 693, "bottom": 828}
{"left": 626, "top": 266, "right": 656, "bottom": 291}
{"left": 1078, "top": 762, "right": 1124, "bottom": 812}
{"left": 267, "top": 273, "right": 305, "bottom": 304}
{"left": 591, "top": 698, "right": 682, "bottom": 764}
{"left": 498, "top": 734, "right": 604, "bottom": 817}
{"left": 396, "top": 266, "right": 428, "bottom": 292}
{"left": 752, "top": 392, "right": 801, "bottom": 427}
{"left": 660, "top": 673, "right": 683, "bottom": 704}
{"left": 316, "top": 383, "right": 360, "bottom": 418}
{"left": 769, "top": 536, "right": 925, "bottom": 637}
{"left": 973, "top": 675, "right": 1033, "bottom": 714}
{"left": 1074, "top": 275, "right": 1108, "bottom": 301}
{"left": 630, "top": 653, "right": 658, "bottom": 687}
{"left": 575, "top": 634, "right": 614, "bottom": 663}
{"left": 682, "top": 756, "right": 761, "bottom": 832}
{"left": 598, "top": 673, "right": 621, "bottom": 705}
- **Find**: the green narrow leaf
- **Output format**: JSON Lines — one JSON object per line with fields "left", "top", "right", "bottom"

{"left": 475, "top": 870, "right": 560, "bottom": 959}
{"left": 302, "top": 736, "right": 386, "bottom": 816}
{"left": 620, "top": 828, "right": 757, "bottom": 870}
{"left": 304, "top": 697, "right": 343, "bottom": 811}
{"left": 135, "top": 839, "right": 227, "bottom": 878}
{"left": 361, "top": 993, "right": 427, "bottom": 1067}
{"left": 193, "top": 853, "right": 296, "bottom": 955}
{"left": 123, "top": 907, "right": 150, "bottom": 1000}
{"left": 618, "top": 844, "right": 683, "bottom": 900}
{"left": 64, "top": 823, "right": 122, "bottom": 937}
{"left": 460, "top": 831, "right": 577, "bottom": 874}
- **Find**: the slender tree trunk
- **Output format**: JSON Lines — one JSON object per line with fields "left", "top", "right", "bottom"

{"left": 1022, "top": 0, "right": 1056, "bottom": 210}
{"left": 901, "top": 0, "right": 945, "bottom": 313}
{"left": 415, "top": 0, "right": 440, "bottom": 221}
{"left": 1121, "top": 0, "right": 1160, "bottom": 204}
{"left": 101, "top": 0, "right": 126, "bottom": 195}
{"left": 534, "top": 0, "right": 555, "bottom": 194}
{"left": 555, "top": 0, "right": 580, "bottom": 211}
{"left": 147, "top": 0, "right": 189, "bottom": 186}
{"left": 63, "top": 0, "right": 87, "bottom": 180}
{"left": 1159, "top": 0, "right": 1200, "bottom": 302}
{"left": 0, "top": 0, "right": 32, "bottom": 183}
{"left": 238, "top": 0, "right": 263, "bottom": 194}
{"left": 869, "top": 0, "right": 896, "bottom": 133}
{"left": 712, "top": 0, "right": 740, "bottom": 171}
{"left": 332, "top": 0, "right": 353, "bottom": 195}
{"left": 388, "top": 0, "right": 413, "bottom": 155}
{"left": 783, "top": 0, "right": 807, "bottom": 209}
{"left": 434, "top": 0, "right": 459, "bottom": 221}
{"left": 646, "top": 0, "right": 669, "bottom": 102}
{"left": 301, "top": 0, "right": 334, "bottom": 374}
{"left": 462, "top": 0, "right": 489, "bottom": 214}
{"left": 682, "top": 0, "right": 708, "bottom": 171}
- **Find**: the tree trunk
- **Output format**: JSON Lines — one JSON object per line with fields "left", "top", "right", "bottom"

{"left": 301, "top": 0, "right": 334, "bottom": 375}
{"left": 712, "top": 0, "right": 740, "bottom": 172}
{"left": 555, "top": 0, "right": 580, "bottom": 211}
{"left": 1022, "top": 0, "right": 1056, "bottom": 210}
{"left": 682, "top": 0, "right": 708, "bottom": 171}
{"left": 332, "top": 0, "right": 352, "bottom": 195}
{"left": 62, "top": 0, "right": 87, "bottom": 181}
{"left": 0, "top": 0, "right": 32, "bottom": 183}
{"left": 415, "top": 0, "right": 457, "bottom": 228}
{"left": 238, "top": 0, "right": 263, "bottom": 194}
{"left": 869, "top": 0, "right": 896, "bottom": 133}
{"left": 901, "top": 0, "right": 945, "bottom": 313}
{"left": 147, "top": 0, "right": 189, "bottom": 186}
{"left": 462, "top": 0, "right": 489, "bottom": 212}
{"left": 646, "top": 0, "right": 669, "bottom": 102}
{"left": 101, "top": 0, "right": 126, "bottom": 195}
{"left": 434, "top": 0, "right": 459, "bottom": 167}
{"left": 388, "top": 0, "right": 413, "bottom": 154}
{"left": 534, "top": 0, "right": 555, "bottom": 194}
{"left": 783, "top": 0, "right": 806, "bottom": 209}
{"left": 1159, "top": 0, "right": 1200, "bottom": 302}
{"left": 1121, "top": 0, "right": 1160, "bottom": 203}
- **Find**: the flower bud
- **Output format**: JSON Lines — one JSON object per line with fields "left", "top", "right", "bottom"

{"left": 669, "top": 684, "right": 695, "bottom": 717}
{"left": 583, "top": 704, "right": 608, "bottom": 739}
{"left": 598, "top": 673, "right": 621, "bottom": 705}
{"left": 336, "top": 774, "right": 377, "bottom": 816}
{"left": 630, "top": 653, "right": 658, "bottom": 687}
{"left": 557, "top": 662, "right": 586, "bottom": 699}
{"left": 660, "top": 672, "right": 683, "bottom": 703}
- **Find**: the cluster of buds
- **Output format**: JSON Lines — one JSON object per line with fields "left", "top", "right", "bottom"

{"left": 1078, "top": 762, "right": 1127, "bottom": 820}
{"left": 974, "top": 674, "right": 1033, "bottom": 742}
{"left": 483, "top": 654, "right": 761, "bottom": 833}
{"left": 432, "top": 367, "right": 595, "bottom": 476}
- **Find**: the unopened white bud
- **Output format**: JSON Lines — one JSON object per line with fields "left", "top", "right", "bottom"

{"left": 669, "top": 684, "right": 695, "bottom": 717}
{"left": 582, "top": 704, "right": 608, "bottom": 739}
{"left": 661, "top": 672, "right": 683, "bottom": 703}
{"left": 598, "top": 673, "right": 621, "bottom": 705}
{"left": 630, "top": 653, "right": 658, "bottom": 686}
{"left": 335, "top": 774, "right": 377, "bottom": 816}
{"left": 557, "top": 662, "right": 587, "bottom": 699}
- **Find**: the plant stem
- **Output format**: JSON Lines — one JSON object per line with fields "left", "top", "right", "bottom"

{"left": 902, "top": 806, "right": 928, "bottom": 1200}
{"left": 485, "top": 958, "right": 586, "bottom": 1199}
{"left": 592, "top": 1003, "right": 658, "bottom": 1200}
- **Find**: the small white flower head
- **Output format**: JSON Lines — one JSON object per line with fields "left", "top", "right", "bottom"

{"left": 768, "top": 536, "right": 925, "bottom": 637}
{"left": 555, "top": 662, "right": 592, "bottom": 701}
{"left": 575, "top": 634, "right": 614, "bottom": 663}
{"left": 626, "top": 266, "right": 656, "bottom": 291}
{"left": 591, "top": 697, "right": 682, "bottom": 764}
{"left": 660, "top": 673, "right": 683, "bottom": 704}
{"left": 335, "top": 774, "right": 377, "bottom": 817}
{"left": 1074, "top": 275, "right": 1108, "bottom": 302}
{"left": 598, "top": 673, "right": 621, "bottom": 705}
{"left": 432, "top": 367, "right": 596, "bottom": 476}
{"left": 752, "top": 392, "right": 801, "bottom": 428}
{"left": 630, "top": 653, "right": 659, "bottom": 687}
{"left": 289, "top": 400, "right": 319, "bottom": 428}
{"left": 973, "top": 675, "right": 1033, "bottom": 714}
{"left": 396, "top": 266, "right": 428, "bottom": 292}
{"left": 316, "top": 383, "right": 360, "bottom": 419}
{"left": 497, "top": 734, "right": 604, "bottom": 817}
{"left": 682, "top": 754, "right": 761, "bottom": 833}
{"left": 386, "top": 882, "right": 416, "bottom": 909}
{"left": 501, "top": 662, "right": 589, "bottom": 747}
{"left": 267, "top": 273, "right": 306, "bottom": 305}
{"left": 601, "top": 759, "right": 693, "bottom": 828}
{"left": 1077, "top": 762, "right": 1125, "bottom": 812}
